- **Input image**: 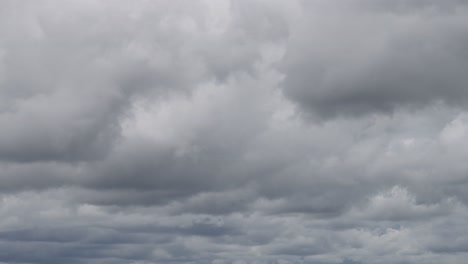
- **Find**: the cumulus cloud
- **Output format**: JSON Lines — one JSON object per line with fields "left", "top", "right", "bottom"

{"left": 1, "top": 0, "right": 468, "bottom": 263}
{"left": 282, "top": 0, "right": 468, "bottom": 118}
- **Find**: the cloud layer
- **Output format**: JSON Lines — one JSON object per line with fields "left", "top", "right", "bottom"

{"left": 1, "top": 1, "right": 468, "bottom": 263}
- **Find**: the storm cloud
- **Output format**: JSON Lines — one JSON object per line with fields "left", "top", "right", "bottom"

{"left": 1, "top": 0, "right": 468, "bottom": 263}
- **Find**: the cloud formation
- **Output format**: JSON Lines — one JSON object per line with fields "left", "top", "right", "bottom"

{"left": 1, "top": 0, "right": 468, "bottom": 263}
{"left": 282, "top": 0, "right": 468, "bottom": 118}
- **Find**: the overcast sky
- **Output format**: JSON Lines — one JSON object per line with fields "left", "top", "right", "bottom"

{"left": 1, "top": 0, "right": 468, "bottom": 263}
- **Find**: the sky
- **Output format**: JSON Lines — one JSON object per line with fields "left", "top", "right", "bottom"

{"left": 1, "top": 0, "right": 468, "bottom": 263}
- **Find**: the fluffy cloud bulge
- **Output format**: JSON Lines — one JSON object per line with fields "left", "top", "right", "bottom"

{"left": 1, "top": 0, "right": 468, "bottom": 263}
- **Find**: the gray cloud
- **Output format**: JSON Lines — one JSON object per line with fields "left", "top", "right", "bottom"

{"left": 1, "top": 0, "right": 468, "bottom": 264}
{"left": 282, "top": 0, "right": 468, "bottom": 118}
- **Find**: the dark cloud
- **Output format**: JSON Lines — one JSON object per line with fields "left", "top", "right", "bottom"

{"left": 282, "top": 0, "right": 468, "bottom": 118}
{"left": 1, "top": 0, "right": 468, "bottom": 264}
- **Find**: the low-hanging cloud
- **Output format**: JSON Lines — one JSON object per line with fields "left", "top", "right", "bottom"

{"left": 282, "top": 0, "right": 468, "bottom": 118}
{"left": 1, "top": 1, "right": 468, "bottom": 264}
